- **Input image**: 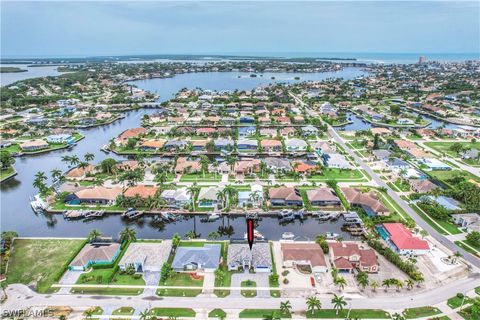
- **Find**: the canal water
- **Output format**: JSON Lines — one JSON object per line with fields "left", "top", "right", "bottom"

{"left": 0, "top": 66, "right": 456, "bottom": 238}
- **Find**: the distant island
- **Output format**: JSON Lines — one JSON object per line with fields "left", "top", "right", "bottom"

{"left": 0, "top": 66, "right": 27, "bottom": 73}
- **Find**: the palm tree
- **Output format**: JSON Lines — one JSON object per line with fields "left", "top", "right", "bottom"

{"left": 200, "top": 155, "right": 209, "bottom": 178}
{"left": 84, "top": 152, "right": 95, "bottom": 162}
{"left": 50, "top": 168, "right": 62, "bottom": 183}
{"left": 139, "top": 309, "right": 150, "bottom": 320}
{"left": 279, "top": 300, "right": 292, "bottom": 316}
{"left": 405, "top": 279, "right": 414, "bottom": 290}
{"left": 88, "top": 229, "right": 102, "bottom": 240}
{"left": 223, "top": 185, "right": 237, "bottom": 208}
{"left": 356, "top": 272, "right": 369, "bottom": 290}
{"left": 84, "top": 309, "right": 94, "bottom": 320}
{"left": 334, "top": 276, "right": 347, "bottom": 291}
{"left": 70, "top": 155, "right": 80, "bottom": 167}
{"left": 187, "top": 183, "right": 200, "bottom": 211}
{"left": 61, "top": 155, "right": 72, "bottom": 166}
{"left": 370, "top": 280, "right": 379, "bottom": 292}
{"left": 395, "top": 279, "right": 404, "bottom": 291}
{"left": 119, "top": 227, "right": 137, "bottom": 243}
{"left": 331, "top": 294, "right": 347, "bottom": 315}
{"left": 382, "top": 279, "right": 392, "bottom": 291}
{"left": 306, "top": 296, "right": 321, "bottom": 315}
{"left": 216, "top": 190, "right": 226, "bottom": 209}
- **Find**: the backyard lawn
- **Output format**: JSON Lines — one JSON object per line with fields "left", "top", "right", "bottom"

{"left": 6, "top": 238, "right": 85, "bottom": 293}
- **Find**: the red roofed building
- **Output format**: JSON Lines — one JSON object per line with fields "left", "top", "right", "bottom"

{"left": 329, "top": 242, "right": 379, "bottom": 273}
{"left": 379, "top": 223, "right": 430, "bottom": 255}
{"left": 124, "top": 185, "right": 158, "bottom": 199}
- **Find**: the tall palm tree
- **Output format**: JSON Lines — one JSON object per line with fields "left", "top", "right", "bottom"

{"left": 70, "top": 155, "right": 80, "bottom": 167}
{"left": 139, "top": 309, "right": 150, "bottom": 320}
{"left": 50, "top": 168, "right": 62, "bottom": 182}
{"left": 279, "top": 300, "right": 292, "bottom": 316}
{"left": 395, "top": 279, "right": 404, "bottom": 291}
{"left": 405, "top": 279, "right": 414, "bottom": 290}
{"left": 88, "top": 229, "right": 102, "bottom": 240}
{"left": 382, "top": 279, "right": 392, "bottom": 291}
{"left": 84, "top": 152, "right": 95, "bottom": 162}
{"left": 370, "top": 280, "right": 379, "bottom": 292}
{"left": 306, "top": 296, "right": 321, "bottom": 315}
{"left": 334, "top": 276, "right": 347, "bottom": 291}
{"left": 61, "top": 155, "right": 72, "bottom": 166}
{"left": 331, "top": 294, "right": 347, "bottom": 315}
{"left": 187, "top": 183, "right": 200, "bottom": 211}
{"left": 119, "top": 227, "right": 137, "bottom": 243}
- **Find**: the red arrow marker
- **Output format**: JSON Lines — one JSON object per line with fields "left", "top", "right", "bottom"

{"left": 247, "top": 218, "right": 254, "bottom": 250}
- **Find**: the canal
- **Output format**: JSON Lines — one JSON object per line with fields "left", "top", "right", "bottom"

{"left": 0, "top": 66, "right": 457, "bottom": 238}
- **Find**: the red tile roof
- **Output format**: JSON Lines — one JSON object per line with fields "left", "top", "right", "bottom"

{"left": 383, "top": 223, "right": 429, "bottom": 250}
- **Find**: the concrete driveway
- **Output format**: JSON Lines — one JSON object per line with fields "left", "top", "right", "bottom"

{"left": 142, "top": 271, "right": 160, "bottom": 296}
{"left": 230, "top": 271, "right": 270, "bottom": 298}
{"left": 57, "top": 270, "right": 82, "bottom": 294}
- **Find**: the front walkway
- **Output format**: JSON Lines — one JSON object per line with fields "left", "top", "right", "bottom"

{"left": 230, "top": 271, "right": 270, "bottom": 298}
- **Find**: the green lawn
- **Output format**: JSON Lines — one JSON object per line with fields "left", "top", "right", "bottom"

{"left": 208, "top": 309, "right": 227, "bottom": 318}
{"left": 150, "top": 308, "right": 196, "bottom": 318}
{"left": 6, "top": 239, "right": 85, "bottom": 293}
{"left": 447, "top": 295, "right": 473, "bottom": 309}
{"left": 425, "top": 141, "right": 480, "bottom": 160}
{"left": 308, "top": 168, "right": 367, "bottom": 182}
{"left": 157, "top": 270, "right": 203, "bottom": 297}
{"left": 402, "top": 307, "right": 442, "bottom": 319}
{"left": 241, "top": 280, "right": 257, "bottom": 298}
{"left": 410, "top": 203, "right": 461, "bottom": 235}
{"left": 428, "top": 169, "right": 480, "bottom": 185}
{"left": 455, "top": 241, "right": 480, "bottom": 258}
{"left": 76, "top": 268, "right": 145, "bottom": 286}
{"left": 70, "top": 287, "right": 143, "bottom": 295}
{"left": 306, "top": 309, "right": 390, "bottom": 319}
{"left": 214, "top": 242, "right": 232, "bottom": 298}
{"left": 112, "top": 307, "right": 135, "bottom": 316}
{"left": 458, "top": 306, "right": 479, "bottom": 320}
{"left": 0, "top": 166, "right": 15, "bottom": 181}
{"left": 180, "top": 173, "right": 221, "bottom": 182}
{"left": 239, "top": 309, "right": 291, "bottom": 319}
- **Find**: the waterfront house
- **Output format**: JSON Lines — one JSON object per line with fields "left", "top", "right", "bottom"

{"left": 260, "top": 139, "right": 282, "bottom": 152}
{"left": 237, "top": 139, "right": 258, "bottom": 151}
{"left": 175, "top": 157, "right": 201, "bottom": 174}
{"left": 260, "top": 128, "right": 277, "bottom": 137}
{"left": 377, "top": 223, "right": 429, "bottom": 255}
{"left": 117, "top": 128, "right": 147, "bottom": 145}
{"left": 198, "top": 187, "right": 223, "bottom": 208}
{"left": 285, "top": 138, "right": 307, "bottom": 152}
{"left": 196, "top": 127, "right": 216, "bottom": 136}
{"left": 281, "top": 243, "right": 328, "bottom": 273}
{"left": 293, "top": 160, "right": 318, "bottom": 174}
{"left": 227, "top": 242, "right": 272, "bottom": 273}
{"left": 329, "top": 242, "right": 379, "bottom": 273}
{"left": 234, "top": 159, "right": 261, "bottom": 175}
{"left": 386, "top": 158, "right": 410, "bottom": 171}
{"left": 140, "top": 139, "right": 166, "bottom": 151}
{"left": 314, "top": 141, "right": 335, "bottom": 155}
{"left": 66, "top": 164, "right": 97, "bottom": 180}
{"left": 68, "top": 186, "right": 122, "bottom": 205}
{"left": 172, "top": 243, "right": 221, "bottom": 272}
{"left": 420, "top": 195, "right": 461, "bottom": 211}
{"left": 301, "top": 125, "right": 318, "bottom": 136}
{"left": 192, "top": 140, "right": 209, "bottom": 152}
{"left": 322, "top": 153, "right": 352, "bottom": 169}
{"left": 306, "top": 188, "right": 341, "bottom": 207}
{"left": 280, "top": 127, "right": 295, "bottom": 138}
{"left": 69, "top": 242, "right": 121, "bottom": 271}
{"left": 46, "top": 134, "right": 75, "bottom": 145}
{"left": 116, "top": 160, "right": 140, "bottom": 171}
{"left": 268, "top": 187, "right": 303, "bottom": 207}
{"left": 124, "top": 185, "right": 158, "bottom": 199}
{"left": 238, "top": 126, "right": 256, "bottom": 137}
{"left": 341, "top": 187, "right": 389, "bottom": 217}
{"left": 119, "top": 242, "right": 172, "bottom": 272}
{"left": 263, "top": 157, "right": 292, "bottom": 172}
{"left": 164, "top": 140, "right": 188, "bottom": 152}
{"left": 214, "top": 138, "right": 234, "bottom": 151}
{"left": 161, "top": 187, "right": 192, "bottom": 207}
{"left": 19, "top": 139, "right": 49, "bottom": 151}
{"left": 237, "top": 184, "right": 263, "bottom": 207}
{"left": 372, "top": 149, "right": 391, "bottom": 161}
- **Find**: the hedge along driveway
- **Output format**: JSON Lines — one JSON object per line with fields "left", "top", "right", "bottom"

{"left": 6, "top": 238, "right": 86, "bottom": 293}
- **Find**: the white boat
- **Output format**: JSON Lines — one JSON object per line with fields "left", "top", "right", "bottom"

{"left": 281, "top": 232, "right": 295, "bottom": 240}
{"left": 277, "top": 209, "right": 293, "bottom": 218}
{"left": 326, "top": 232, "right": 339, "bottom": 240}
{"left": 244, "top": 230, "right": 265, "bottom": 240}
{"left": 30, "top": 195, "right": 47, "bottom": 213}
{"left": 207, "top": 213, "right": 221, "bottom": 221}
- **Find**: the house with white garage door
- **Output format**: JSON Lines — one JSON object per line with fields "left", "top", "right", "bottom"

{"left": 119, "top": 242, "right": 172, "bottom": 272}
{"left": 227, "top": 242, "right": 272, "bottom": 273}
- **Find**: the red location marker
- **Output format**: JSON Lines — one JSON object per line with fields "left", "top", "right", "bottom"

{"left": 247, "top": 218, "right": 255, "bottom": 250}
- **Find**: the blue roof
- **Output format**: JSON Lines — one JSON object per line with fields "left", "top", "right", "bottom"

{"left": 172, "top": 244, "right": 221, "bottom": 270}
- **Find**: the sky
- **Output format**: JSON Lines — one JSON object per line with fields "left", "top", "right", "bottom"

{"left": 1, "top": 1, "right": 479, "bottom": 58}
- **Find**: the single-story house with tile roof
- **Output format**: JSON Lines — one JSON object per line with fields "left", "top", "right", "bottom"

{"left": 175, "top": 157, "right": 201, "bottom": 174}
{"left": 192, "top": 140, "right": 209, "bottom": 151}
{"left": 164, "top": 140, "right": 188, "bottom": 151}
{"left": 281, "top": 243, "right": 328, "bottom": 273}
{"left": 237, "top": 184, "right": 263, "bottom": 207}
{"left": 172, "top": 243, "right": 221, "bottom": 272}
{"left": 377, "top": 223, "right": 429, "bottom": 255}
{"left": 116, "top": 160, "right": 139, "bottom": 171}
{"left": 417, "top": 158, "right": 451, "bottom": 171}
{"left": 161, "top": 188, "right": 191, "bottom": 207}
{"left": 196, "top": 127, "right": 216, "bottom": 136}
{"left": 307, "top": 188, "right": 341, "bottom": 207}
{"left": 66, "top": 164, "right": 97, "bottom": 180}
{"left": 237, "top": 139, "right": 258, "bottom": 151}
{"left": 261, "top": 139, "right": 282, "bottom": 152}
{"left": 69, "top": 242, "right": 121, "bottom": 271}
{"left": 19, "top": 139, "right": 49, "bottom": 151}
{"left": 269, "top": 187, "right": 303, "bottom": 207}
{"left": 314, "top": 141, "right": 335, "bottom": 155}
{"left": 260, "top": 128, "right": 277, "bottom": 137}
{"left": 420, "top": 195, "right": 461, "bottom": 211}
{"left": 301, "top": 125, "right": 318, "bottom": 135}
{"left": 119, "top": 242, "right": 172, "bottom": 272}
{"left": 234, "top": 159, "right": 261, "bottom": 174}
{"left": 372, "top": 149, "right": 391, "bottom": 161}
{"left": 227, "top": 242, "right": 272, "bottom": 273}
{"left": 46, "top": 134, "right": 75, "bottom": 145}
{"left": 322, "top": 153, "right": 352, "bottom": 169}
{"left": 214, "top": 138, "right": 234, "bottom": 150}
{"left": 386, "top": 158, "right": 410, "bottom": 170}
{"left": 68, "top": 186, "right": 123, "bottom": 205}
{"left": 293, "top": 161, "right": 318, "bottom": 173}
{"left": 238, "top": 126, "right": 256, "bottom": 137}
{"left": 263, "top": 157, "right": 292, "bottom": 172}
{"left": 140, "top": 139, "right": 166, "bottom": 151}
{"left": 285, "top": 138, "right": 307, "bottom": 152}
{"left": 341, "top": 188, "right": 389, "bottom": 217}
{"left": 408, "top": 179, "right": 438, "bottom": 193}
{"left": 117, "top": 127, "right": 147, "bottom": 144}
{"left": 329, "top": 242, "right": 379, "bottom": 273}
{"left": 198, "top": 187, "right": 223, "bottom": 208}
{"left": 124, "top": 185, "right": 158, "bottom": 199}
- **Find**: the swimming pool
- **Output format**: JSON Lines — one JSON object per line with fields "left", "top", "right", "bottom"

{"left": 375, "top": 225, "right": 390, "bottom": 240}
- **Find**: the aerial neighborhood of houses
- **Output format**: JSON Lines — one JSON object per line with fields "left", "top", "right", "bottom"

{"left": 1, "top": 58, "right": 480, "bottom": 319}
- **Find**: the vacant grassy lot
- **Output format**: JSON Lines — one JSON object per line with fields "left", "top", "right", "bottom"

{"left": 76, "top": 268, "right": 145, "bottom": 286}
{"left": 306, "top": 309, "right": 390, "bottom": 319}
{"left": 6, "top": 239, "right": 85, "bottom": 293}
{"left": 308, "top": 168, "right": 367, "bottom": 182}
{"left": 425, "top": 141, "right": 480, "bottom": 159}
{"left": 402, "top": 307, "right": 441, "bottom": 319}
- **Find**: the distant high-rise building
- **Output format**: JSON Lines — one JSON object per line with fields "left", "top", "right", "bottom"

{"left": 418, "top": 56, "right": 426, "bottom": 64}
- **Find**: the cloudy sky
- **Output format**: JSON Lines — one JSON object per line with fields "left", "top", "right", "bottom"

{"left": 1, "top": 1, "right": 479, "bottom": 57}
